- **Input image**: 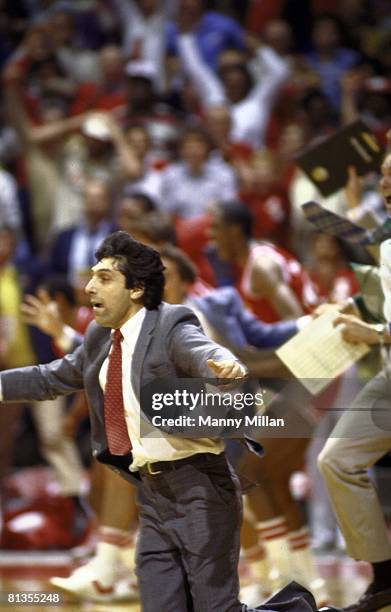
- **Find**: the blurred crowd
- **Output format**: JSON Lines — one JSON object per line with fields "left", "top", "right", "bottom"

{"left": 0, "top": 0, "right": 390, "bottom": 607}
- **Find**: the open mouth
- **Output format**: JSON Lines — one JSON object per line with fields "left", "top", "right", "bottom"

{"left": 91, "top": 300, "right": 104, "bottom": 311}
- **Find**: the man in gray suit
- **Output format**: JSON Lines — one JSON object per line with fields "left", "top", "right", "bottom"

{"left": 0, "top": 231, "right": 324, "bottom": 612}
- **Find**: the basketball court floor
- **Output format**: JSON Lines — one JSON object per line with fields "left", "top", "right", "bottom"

{"left": 1, "top": 550, "right": 390, "bottom": 612}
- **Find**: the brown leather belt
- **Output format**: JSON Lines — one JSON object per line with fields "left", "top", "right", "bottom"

{"left": 138, "top": 452, "right": 224, "bottom": 477}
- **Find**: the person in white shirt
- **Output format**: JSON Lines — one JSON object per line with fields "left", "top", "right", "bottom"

{"left": 160, "top": 126, "right": 237, "bottom": 219}
{"left": 111, "top": 0, "right": 174, "bottom": 92}
{"left": 178, "top": 32, "right": 290, "bottom": 150}
{"left": 318, "top": 151, "right": 391, "bottom": 612}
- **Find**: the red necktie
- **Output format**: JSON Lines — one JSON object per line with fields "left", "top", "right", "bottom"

{"left": 104, "top": 329, "right": 132, "bottom": 455}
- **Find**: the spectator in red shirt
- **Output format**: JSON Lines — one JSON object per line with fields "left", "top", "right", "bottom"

{"left": 239, "top": 149, "right": 291, "bottom": 247}
{"left": 70, "top": 45, "right": 127, "bottom": 116}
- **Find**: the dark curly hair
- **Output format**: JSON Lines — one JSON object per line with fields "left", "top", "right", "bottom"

{"left": 95, "top": 231, "right": 165, "bottom": 309}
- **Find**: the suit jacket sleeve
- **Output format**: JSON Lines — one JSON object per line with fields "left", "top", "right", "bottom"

{"left": 167, "top": 308, "right": 244, "bottom": 378}
{"left": 0, "top": 343, "right": 85, "bottom": 402}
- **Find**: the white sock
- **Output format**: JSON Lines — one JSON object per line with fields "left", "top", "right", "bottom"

{"left": 256, "top": 517, "right": 292, "bottom": 577}
{"left": 118, "top": 529, "right": 138, "bottom": 570}
{"left": 288, "top": 527, "right": 319, "bottom": 584}
{"left": 90, "top": 527, "right": 133, "bottom": 582}
{"left": 242, "top": 544, "right": 270, "bottom": 581}
{"left": 95, "top": 541, "right": 120, "bottom": 565}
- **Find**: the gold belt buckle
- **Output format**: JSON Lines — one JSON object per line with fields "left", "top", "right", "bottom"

{"left": 146, "top": 462, "right": 162, "bottom": 475}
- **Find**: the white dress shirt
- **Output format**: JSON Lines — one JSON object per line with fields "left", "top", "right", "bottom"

{"left": 99, "top": 308, "right": 223, "bottom": 471}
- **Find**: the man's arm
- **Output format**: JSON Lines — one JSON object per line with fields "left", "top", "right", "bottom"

{"left": 6, "top": 90, "right": 87, "bottom": 147}
{"left": 229, "top": 288, "right": 299, "bottom": 347}
{"left": 167, "top": 308, "right": 245, "bottom": 378}
{"left": 241, "top": 311, "right": 300, "bottom": 348}
{"left": 0, "top": 344, "right": 85, "bottom": 403}
{"left": 333, "top": 313, "right": 390, "bottom": 345}
{"left": 251, "top": 257, "right": 304, "bottom": 319}
{"left": 248, "top": 43, "right": 290, "bottom": 106}
{"left": 3, "top": 69, "right": 85, "bottom": 148}
{"left": 340, "top": 70, "right": 361, "bottom": 125}
{"left": 200, "top": 286, "right": 299, "bottom": 348}
{"left": 177, "top": 33, "right": 226, "bottom": 109}
{"left": 88, "top": 113, "right": 142, "bottom": 180}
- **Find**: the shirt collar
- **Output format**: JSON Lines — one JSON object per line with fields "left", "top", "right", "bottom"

{"left": 116, "top": 307, "right": 146, "bottom": 343}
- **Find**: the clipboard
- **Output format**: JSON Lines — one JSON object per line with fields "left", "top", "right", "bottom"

{"left": 296, "top": 120, "right": 384, "bottom": 197}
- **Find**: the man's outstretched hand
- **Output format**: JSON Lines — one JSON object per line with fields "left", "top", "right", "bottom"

{"left": 207, "top": 359, "right": 246, "bottom": 379}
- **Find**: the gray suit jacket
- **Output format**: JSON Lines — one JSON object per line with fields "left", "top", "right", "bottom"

{"left": 1, "top": 303, "right": 252, "bottom": 486}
